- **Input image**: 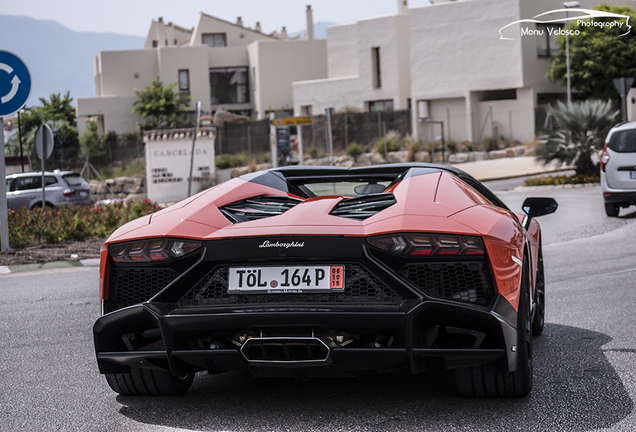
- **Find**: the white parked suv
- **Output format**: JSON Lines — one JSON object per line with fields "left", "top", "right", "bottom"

{"left": 600, "top": 121, "right": 636, "bottom": 217}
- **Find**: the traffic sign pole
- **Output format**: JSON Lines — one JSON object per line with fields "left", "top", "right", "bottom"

{"left": 0, "top": 50, "right": 33, "bottom": 253}
{"left": 35, "top": 123, "right": 54, "bottom": 207}
{"left": 1, "top": 117, "right": 9, "bottom": 252}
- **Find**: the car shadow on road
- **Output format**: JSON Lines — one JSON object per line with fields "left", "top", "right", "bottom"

{"left": 115, "top": 323, "right": 633, "bottom": 432}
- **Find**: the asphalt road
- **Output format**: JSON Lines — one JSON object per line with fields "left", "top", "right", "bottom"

{"left": 1, "top": 184, "right": 635, "bottom": 432}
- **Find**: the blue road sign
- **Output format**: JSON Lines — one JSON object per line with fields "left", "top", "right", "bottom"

{"left": 0, "top": 50, "right": 32, "bottom": 117}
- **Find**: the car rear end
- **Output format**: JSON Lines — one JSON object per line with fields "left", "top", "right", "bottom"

{"left": 58, "top": 172, "right": 93, "bottom": 206}
{"left": 601, "top": 122, "right": 636, "bottom": 216}
{"left": 95, "top": 231, "right": 518, "bottom": 384}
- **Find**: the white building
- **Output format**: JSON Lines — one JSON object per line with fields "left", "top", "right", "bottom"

{"left": 294, "top": 0, "right": 631, "bottom": 145}
{"left": 293, "top": 0, "right": 411, "bottom": 116}
{"left": 77, "top": 8, "right": 327, "bottom": 135}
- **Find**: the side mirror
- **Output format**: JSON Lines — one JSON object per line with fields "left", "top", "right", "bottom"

{"left": 522, "top": 197, "right": 558, "bottom": 229}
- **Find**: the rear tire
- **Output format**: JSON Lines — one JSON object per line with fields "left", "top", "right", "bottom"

{"left": 455, "top": 262, "right": 533, "bottom": 397}
{"left": 105, "top": 368, "right": 194, "bottom": 396}
{"left": 605, "top": 202, "right": 619, "bottom": 217}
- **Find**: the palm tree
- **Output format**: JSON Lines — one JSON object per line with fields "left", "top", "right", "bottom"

{"left": 536, "top": 100, "right": 619, "bottom": 176}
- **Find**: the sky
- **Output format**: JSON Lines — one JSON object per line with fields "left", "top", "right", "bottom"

{"left": 2, "top": 0, "right": 434, "bottom": 37}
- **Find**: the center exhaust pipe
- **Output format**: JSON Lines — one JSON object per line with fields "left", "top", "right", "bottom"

{"left": 241, "top": 337, "right": 332, "bottom": 365}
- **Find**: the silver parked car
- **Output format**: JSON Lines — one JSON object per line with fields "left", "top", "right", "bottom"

{"left": 601, "top": 121, "right": 636, "bottom": 217}
{"left": 5, "top": 170, "right": 93, "bottom": 211}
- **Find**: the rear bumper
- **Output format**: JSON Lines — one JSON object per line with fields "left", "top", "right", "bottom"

{"left": 603, "top": 190, "right": 636, "bottom": 204}
{"left": 93, "top": 295, "right": 519, "bottom": 378}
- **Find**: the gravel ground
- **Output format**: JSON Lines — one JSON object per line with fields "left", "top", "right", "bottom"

{"left": 0, "top": 237, "right": 104, "bottom": 266}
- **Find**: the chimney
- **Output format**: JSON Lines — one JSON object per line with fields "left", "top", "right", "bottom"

{"left": 305, "top": 5, "right": 314, "bottom": 40}
{"left": 236, "top": 16, "right": 243, "bottom": 26}
{"left": 255, "top": 21, "right": 262, "bottom": 32}
{"left": 281, "top": 26, "right": 288, "bottom": 38}
{"left": 397, "top": 0, "right": 409, "bottom": 15}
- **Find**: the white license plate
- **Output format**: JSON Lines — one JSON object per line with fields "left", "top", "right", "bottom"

{"left": 630, "top": 171, "right": 636, "bottom": 179}
{"left": 228, "top": 265, "right": 345, "bottom": 293}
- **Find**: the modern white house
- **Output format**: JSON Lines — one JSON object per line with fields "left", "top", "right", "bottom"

{"left": 293, "top": 0, "right": 411, "bottom": 117}
{"left": 76, "top": 7, "right": 327, "bottom": 135}
{"left": 293, "top": 0, "right": 632, "bottom": 145}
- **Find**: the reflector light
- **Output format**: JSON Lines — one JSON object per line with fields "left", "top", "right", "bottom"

{"left": 63, "top": 188, "right": 77, "bottom": 197}
{"left": 367, "top": 234, "right": 485, "bottom": 256}
{"left": 600, "top": 143, "right": 610, "bottom": 173}
{"left": 110, "top": 239, "right": 202, "bottom": 262}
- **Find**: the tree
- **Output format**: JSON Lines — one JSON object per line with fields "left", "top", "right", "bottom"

{"left": 546, "top": 3, "right": 636, "bottom": 101}
{"left": 5, "top": 91, "right": 80, "bottom": 170}
{"left": 536, "top": 100, "right": 619, "bottom": 176}
{"left": 131, "top": 77, "right": 191, "bottom": 130}
{"left": 79, "top": 120, "right": 109, "bottom": 167}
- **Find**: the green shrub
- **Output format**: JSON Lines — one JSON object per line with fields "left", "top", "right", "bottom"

{"left": 346, "top": 142, "right": 363, "bottom": 159}
{"left": 3, "top": 200, "right": 163, "bottom": 249}
{"left": 305, "top": 145, "right": 319, "bottom": 159}
{"left": 215, "top": 153, "right": 249, "bottom": 169}
{"left": 374, "top": 130, "right": 403, "bottom": 154}
{"left": 523, "top": 174, "right": 600, "bottom": 186}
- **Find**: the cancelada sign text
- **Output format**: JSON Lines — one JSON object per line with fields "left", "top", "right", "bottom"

{"left": 499, "top": 8, "right": 632, "bottom": 40}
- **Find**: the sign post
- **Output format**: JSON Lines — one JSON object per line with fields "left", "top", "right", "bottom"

{"left": 613, "top": 77, "right": 634, "bottom": 123}
{"left": 0, "top": 50, "right": 32, "bottom": 252}
{"left": 35, "top": 123, "right": 54, "bottom": 207}
{"left": 270, "top": 116, "right": 313, "bottom": 166}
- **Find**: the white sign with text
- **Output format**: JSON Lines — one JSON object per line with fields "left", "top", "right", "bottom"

{"left": 145, "top": 130, "right": 216, "bottom": 204}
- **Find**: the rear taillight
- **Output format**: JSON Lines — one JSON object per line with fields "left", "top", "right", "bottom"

{"left": 600, "top": 143, "right": 610, "bottom": 173}
{"left": 109, "top": 239, "right": 202, "bottom": 262}
{"left": 63, "top": 188, "right": 77, "bottom": 197}
{"left": 368, "top": 234, "right": 485, "bottom": 256}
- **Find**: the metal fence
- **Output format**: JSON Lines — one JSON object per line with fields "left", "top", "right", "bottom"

{"left": 216, "top": 109, "right": 413, "bottom": 157}
{"left": 92, "top": 109, "right": 413, "bottom": 167}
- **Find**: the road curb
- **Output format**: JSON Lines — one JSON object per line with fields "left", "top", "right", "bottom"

{"left": 0, "top": 258, "right": 100, "bottom": 275}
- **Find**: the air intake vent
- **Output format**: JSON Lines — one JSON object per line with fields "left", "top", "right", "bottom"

{"left": 220, "top": 195, "right": 303, "bottom": 223}
{"left": 330, "top": 193, "right": 396, "bottom": 220}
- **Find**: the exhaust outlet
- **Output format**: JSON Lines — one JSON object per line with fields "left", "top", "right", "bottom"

{"left": 241, "top": 337, "right": 331, "bottom": 365}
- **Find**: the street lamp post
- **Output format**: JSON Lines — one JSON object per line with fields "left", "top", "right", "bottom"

{"left": 564, "top": 1, "right": 580, "bottom": 105}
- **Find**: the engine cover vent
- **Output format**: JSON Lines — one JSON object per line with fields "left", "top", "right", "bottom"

{"left": 220, "top": 195, "right": 303, "bottom": 223}
{"left": 330, "top": 193, "right": 396, "bottom": 220}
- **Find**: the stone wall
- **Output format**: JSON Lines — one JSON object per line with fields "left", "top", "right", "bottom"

{"left": 89, "top": 176, "right": 146, "bottom": 203}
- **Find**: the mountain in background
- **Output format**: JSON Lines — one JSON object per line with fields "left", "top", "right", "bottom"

{"left": 0, "top": 15, "right": 144, "bottom": 107}
{"left": 0, "top": 15, "right": 332, "bottom": 108}
{"left": 289, "top": 22, "right": 333, "bottom": 40}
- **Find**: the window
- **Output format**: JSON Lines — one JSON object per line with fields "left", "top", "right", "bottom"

{"left": 301, "top": 105, "right": 313, "bottom": 116}
{"left": 536, "top": 23, "right": 562, "bottom": 57}
{"left": 202, "top": 33, "right": 227, "bottom": 47}
{"left": 480, "top": 89, "right": 517, "bottom": 101}
{"left": 152, "top": 40, "right": 158, "bottom": 48}
{"left": 62, "top": 174, "right": 88, "bottom": 187}
{"left": 178, "top": 69, "right": 190, "bottom": 95}
{"left": 368, "top": 100, "right": 393, "bottom": 112}
{"left": 14, "top": 176, "right": 57, "bottom": 191}
{"left": 209, "top": 67, "right": 250, "bottom": 104}
{"left": 371, "top": 47, "right": 382, "bottom": 89}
